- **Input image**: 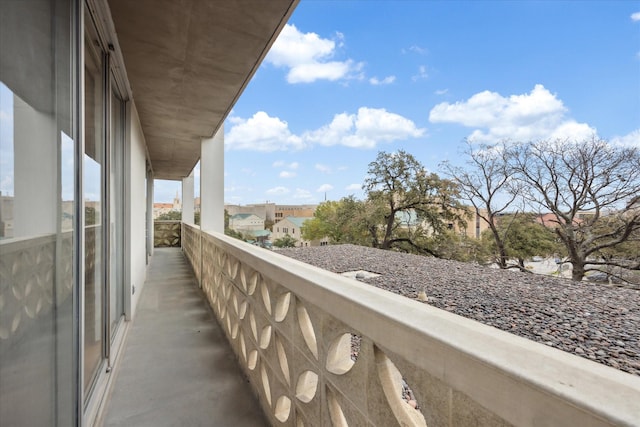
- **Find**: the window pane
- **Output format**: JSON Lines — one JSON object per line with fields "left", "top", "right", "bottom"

{"left": 0, "top": 0, "right": 77, "bottom": 425}
{"left": 83, "top": 25, "right": 105, "bottom": 398}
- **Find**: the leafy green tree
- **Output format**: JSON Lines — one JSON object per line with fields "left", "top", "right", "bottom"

{"left": 301, "top": 197, "right": 371, "bottom": 245}
{"left": 507, "top": 138, "right": 640, "bottom": 281}
{"left": 302, "top": 195, "right": 379, "bottom": 246}
{"left": 301, "top": 201, "right": 339, "bottom": 242}
{"left": 481, "top": 214, "right": 559, "bottom": 271}
{"left": 264, "top": 218, "right": 275, "bottom": 232}
{"left": 85, "top": 206, "right": 98, "bottom": 225}
{"left": 589, "top": 216, "right": 640, "bottom": 283}
{"left": 224, "top": 209, "right": 231, "bottom": 229}
{"left": 429, "top": 230, "right": 488, "bottom": 263}
{"left": 223, "top": 209, "right": 245, "bottom": 241}
{"left": 156, "top": 210, "right": 182, "bottom": 220}
{"left": 225, "top": 228, "right": 245, "bottom": 241}
{"left": 363, "top": 150, "right": 466, "bottom": 256}
{"left": 273, "top": 234, "right": 297, "bottom": 248}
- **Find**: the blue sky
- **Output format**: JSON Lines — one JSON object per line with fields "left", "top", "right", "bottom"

{"left": 1, "top": 2, "right": 639, "bottom": 204}
{"left": 206, "top": 0, "right": 640, "bottom": 206}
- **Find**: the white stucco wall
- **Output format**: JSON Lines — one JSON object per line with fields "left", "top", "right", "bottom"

{"left": 128, "top": 102, "right": 148, "bottom": 319}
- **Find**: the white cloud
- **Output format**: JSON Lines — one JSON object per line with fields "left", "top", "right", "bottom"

{"left": 369, "top": 75, "right": 396, "bottom": 85}
{"left": 241, "top": 168, "right": 256, "bottom": 176}
{"left": 315, "top": 164, "right": 332, "bottom": 173}
{"left": 0, "top": 109, "right": 11, "bottom": 122}
{"left": 402, "top": 45, "right": 428, "bottom": 55}
{"left": 228, "top": 107, "right": 424, "bottom": 151}
{"left": 429, "top": 84, "right": 596, "bottom": 142}
{"left": 412, "top": 65, "right": 428, "bottom": 81}
{"left": 266, "top": 186, "right": 290, "bottom": 195}
{"left": 274, "top": 161, "right": 298, "bottom": 170}
{"left": 631, "top": 12, "right": 640, "bottom": 21}
{"left": 345, "top": 183, "right": 362, "bottom": 191}
{"left": 266, "top": 24, "right": 364, "bottom": 84}
{"left": 224, "top": 185, "right": 254, "bottom": 194}
{"left": 435, "top": 89, "right": 449, "bottom": 96}
{"left": 225, "top": 111, "right": 304, "bottom": 151}
{"left": 611, "top": 129, "right": 640, "bottom": 147}
{"left": 316, "top": 184, "right": 333, "bottom": 192}
{"left": 279, "top": 171, "right": 297, "bottom": 178}
{"left": 303, "top": 107, "right": 425, "bottom": 149}
{"left": 293, "top": 188, "right": 313, "bottom": 200}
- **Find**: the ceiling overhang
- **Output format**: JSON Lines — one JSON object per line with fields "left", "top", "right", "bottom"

{"left": 108, "top": 0, "right": 298, "bottom": 180}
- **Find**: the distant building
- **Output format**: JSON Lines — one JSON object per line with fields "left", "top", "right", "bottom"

{"left": 246, "top": 229, "right": 272, "bottom": 247}
{"left": 224, "top": 203, "right": 318, "bottom": 225}
{"left": 272, "top": 216, "right": 328, "bottom": 247}
{"left": 535, "top": 211, "right": 596, "bottom": 228}
{"left": 274, "top": 204, "right": 317, "bottom": 220}
{"left": 0, "top": 193, "right": 14, "bottom": 238}
{"left": 395, "top": 206, "right": 490, "bottom": 239}
{"left": 153, "top": 191, "right": 182, "bottom": 219}
{"left": 456, "top": 207, "right": 491, "bottom": 239}
{"left": 228, "top": 213, "right": 265, "bottom": 232}
{"left": 225, "top": 203, "right": 275, "bottom": 223}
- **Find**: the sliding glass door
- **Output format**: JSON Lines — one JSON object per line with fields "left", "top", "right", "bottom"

{"left": 83, "top": 13, "right": 105, "bottom": 398}
{"left": 0, "top": 0, "right": 79, "bottom": 425}
{"left": 83, "top": 7, "right": 127, "bottom": 402}
{"left": 109, "top": 78, "right": 125, "bottom": 342}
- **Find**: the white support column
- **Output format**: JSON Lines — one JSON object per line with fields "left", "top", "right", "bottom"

{"left": 146, "top": 167, "right": 154, "bottom": 258}
{"left": 200, "top": 124, "right": 224, "bottom": 233}
{"left": 13, "top": 94, "right": 57, "bottom": 237}
{"left": 182, "top": 171, "right": 195, "bottom": 225}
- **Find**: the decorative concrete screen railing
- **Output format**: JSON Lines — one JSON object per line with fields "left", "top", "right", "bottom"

{"left": 154, "top": 221, "right": 181, "bottom": 248}
{"left": 181, "top": 223, "right": 640, "bottom": 427}
{"left": 0, "top": 232, "right": 73, "bottom": 344}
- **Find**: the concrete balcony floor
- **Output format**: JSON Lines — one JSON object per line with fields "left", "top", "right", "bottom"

{"left": 102, "top": 248, "right": 267, "bottom": 426}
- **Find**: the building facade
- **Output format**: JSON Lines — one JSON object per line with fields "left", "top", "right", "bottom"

{"left": 274, "top": 204, "right": 317, "bottom": 220}
{"left": 272, "top": 216, "right": 329, "bottom": 247}
{"left": 225, "top": 202, "right": 276, "bottom": 223}
{"left": 228, "top": 213, "right": 265, "bottom": 233}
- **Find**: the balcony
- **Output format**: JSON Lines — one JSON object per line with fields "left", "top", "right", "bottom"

{"left": 101, "top": 222, "right": 640, "bottom": 426}
{"left": 101, "top": 246, "right": 267, "bottom": 426}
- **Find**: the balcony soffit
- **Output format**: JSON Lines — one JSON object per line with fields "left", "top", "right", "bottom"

{"left": 108, "top": 0, "right": 298, "bottom": 181}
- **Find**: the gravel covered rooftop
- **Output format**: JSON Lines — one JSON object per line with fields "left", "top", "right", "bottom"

{"left": 276, "top": 244, "right": 640, "bottom": 376}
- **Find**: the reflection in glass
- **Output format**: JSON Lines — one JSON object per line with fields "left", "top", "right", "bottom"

{"left": 110, "top": 84, "right": 125, "bottom": 338}
{"left": 83, "top": 28, "right": 104, "bottom": 398}
{"left": 0, "top": 0, "right": 77, "bottom": 424}
{"left": 0, "top": 83, "right": 14, "bottom": 239}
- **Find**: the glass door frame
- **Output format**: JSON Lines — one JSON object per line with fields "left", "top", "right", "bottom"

{"left": 81, "top": 0, "right": 128, "bottom": 405}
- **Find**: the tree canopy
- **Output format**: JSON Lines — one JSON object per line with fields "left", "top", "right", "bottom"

{"left": 481, "top": 214, "right": 559, "bottom": 270}
{"left": 450, "top": 137, "right": 640, "bottom": 281}
{"left": 363, "top": 150, "right": 467, "bottom": 255}
{"left": 506, "top": 138, "right": 640, "bottom": 281}
{"left": 303, "top": 140, "right": 639, "bottom": 284}
{"left": 304, "top": 150, "right": 468, "bottom": 258}
{"left": 273, "top": 234, "right": 297, "bottom": 248}
{"left": 441, "top": 140, "right": 520, "bottom": 269}
{"left": 156, "top": 210, "right": 181, "bottom": 221}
